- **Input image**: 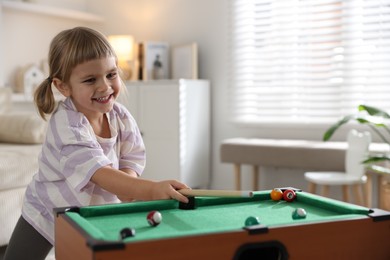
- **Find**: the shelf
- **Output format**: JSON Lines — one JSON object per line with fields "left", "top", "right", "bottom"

{"left": 1, "top": 1, "right": 104, "bottom": 22}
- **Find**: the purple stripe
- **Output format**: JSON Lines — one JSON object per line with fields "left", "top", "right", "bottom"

{"left": 62, "top": 148, "right": 107, "bottom": 175}
{"left": 53, "top": 181, "right": 83, "bottom": 206}
{"left": 34, "top": 182, "right": 57, "bottom": 216}
{"left": 121, "top": 149, "right": 145, "bottom": 160}
{"left": 50, "top": 115, "right": 64, "bottom": 152}
{"left": 39, "top": 149, "right": 62, "bottom": 179}
{"left": 45, "top": 142, "right": 62, "bottom": 165}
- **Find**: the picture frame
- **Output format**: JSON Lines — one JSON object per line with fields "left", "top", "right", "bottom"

{"left": 171, "top": 43, "right": 198, "bottom": 80}
{"left": 139, "top": 41, "right": 169, "bottom": 80}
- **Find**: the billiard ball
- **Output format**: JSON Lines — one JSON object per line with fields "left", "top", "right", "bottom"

{"left": 292, "top": 208, "right": 307, "bottom": 219}
{"left": 245, "top": 216, "right": 260, "bottom": 227}
{"left": 147, "top": 211, "right": 162, "bottom": 226}
{"left": 270, "top": 188, "right": 283, "bottom": 201}
{"left": 119, "top": 227, "right": 136, "bottom": 239}
{"left": 283, "top": 189, "right": 296, "bottom": 202}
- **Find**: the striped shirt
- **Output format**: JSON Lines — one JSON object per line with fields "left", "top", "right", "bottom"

{"left": 22, "top": 98, "right": 145, "bottom": 244}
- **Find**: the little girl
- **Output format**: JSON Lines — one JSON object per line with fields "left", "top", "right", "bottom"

{"left": 4, "top": 27, "right": 189, "bottom": 260}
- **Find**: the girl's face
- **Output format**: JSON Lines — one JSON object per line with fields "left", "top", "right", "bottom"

{"left": 56, "top": 56, "right": 121, "bottom": 120}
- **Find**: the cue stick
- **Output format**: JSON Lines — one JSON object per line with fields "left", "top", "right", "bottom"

{"left": 178, "top": 189, "right": 254, "bottom": 198}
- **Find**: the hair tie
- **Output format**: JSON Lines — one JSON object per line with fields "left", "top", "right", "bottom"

{"left": 47, "top": 77, "right": 52, "bottom": 83}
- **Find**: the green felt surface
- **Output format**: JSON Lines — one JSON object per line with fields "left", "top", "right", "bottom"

{"left": 65, "top": 191, "right": 370, "bottom": 243}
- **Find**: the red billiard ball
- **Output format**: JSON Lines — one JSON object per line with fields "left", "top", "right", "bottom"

{"left": 283, "top": 189, "right": 296, "bottom": 202}
{"left": 147, "top": 211, "right": 162, "bottom": 226}
{"left": 270, "top": 188, "right": 283, "bottom": 201}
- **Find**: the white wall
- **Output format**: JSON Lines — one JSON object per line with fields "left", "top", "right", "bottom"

{"left": 1, "top": 5, "right": 98, "bottom": 88}
{"left": 1, "top": 0, "right": 376, "bottom": 203}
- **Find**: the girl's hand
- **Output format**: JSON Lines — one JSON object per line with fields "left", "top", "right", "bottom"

{"left": 151, "top": 180, "right": 190, "bottom": 203}
{"left": 92, "top": 166, "right": 190, "bottom": 203}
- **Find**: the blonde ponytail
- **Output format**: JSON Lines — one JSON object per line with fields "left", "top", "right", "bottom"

{"left": 34, "top": 77, "right": 56, "bottom": 120}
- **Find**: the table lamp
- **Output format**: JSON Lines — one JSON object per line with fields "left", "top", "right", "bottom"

{"left": 108, "top": 35, "right": 135, "bottom": 80}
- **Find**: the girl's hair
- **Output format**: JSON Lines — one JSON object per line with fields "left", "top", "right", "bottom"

{"left": 34, "top": 27, "right": 117, "bottom": 120}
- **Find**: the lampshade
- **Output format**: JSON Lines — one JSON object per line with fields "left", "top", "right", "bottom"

{"left": 108, "top": 35, "right": 135, "bottom": 61}
{"left": 108, "top": 35, "right": 136, "bottom": 80}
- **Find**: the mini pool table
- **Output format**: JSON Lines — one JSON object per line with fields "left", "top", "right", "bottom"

{"left": 54, "top": 189, "right": 390, "bottom": 260}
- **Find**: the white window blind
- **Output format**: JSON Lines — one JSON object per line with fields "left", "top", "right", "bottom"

{"left": 229, "top": 0, "right": 390, "bottom": 125}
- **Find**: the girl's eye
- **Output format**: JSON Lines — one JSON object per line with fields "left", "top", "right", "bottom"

{"left": 107, "top": 72, "right": 117, "bottom": 79}
{"left": 83, "top": 78, "right": 95, "bottom": 84}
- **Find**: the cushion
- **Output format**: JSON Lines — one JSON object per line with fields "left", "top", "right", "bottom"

{"left": 0, "top": 143, "right": 42, "bottom": 190}
{"left": 0, "top": 112, "right": 47, "bottom": 144}
{"left": 0, "top": 88, "right": 11, "bottom": 113}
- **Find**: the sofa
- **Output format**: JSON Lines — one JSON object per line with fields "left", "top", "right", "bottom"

{"left": 0, "top": 88, "right": 47, "bottom": 246}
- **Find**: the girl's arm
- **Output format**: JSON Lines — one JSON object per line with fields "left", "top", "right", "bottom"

{"left": 91, "top": 166, "right": 190, "bottom": 203}
{"left": 117, "top": 168, "right": 138, "bottom": 202}
{"left": 120, "top": 168, "right": 138, "bottom": 177}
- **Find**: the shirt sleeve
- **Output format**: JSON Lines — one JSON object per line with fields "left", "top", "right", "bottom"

{"left": 114, "top": 103, "right": 146, "bottom": 176}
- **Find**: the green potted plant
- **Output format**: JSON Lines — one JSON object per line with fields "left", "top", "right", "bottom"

{"left": 324, "top": 104, "right": 390, "bottom": 174}
{"left": 324, "top": 104, "right": 390, "bottom": 210}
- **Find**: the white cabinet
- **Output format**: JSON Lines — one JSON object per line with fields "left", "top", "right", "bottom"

{"left": 120, "top": 80, "right": 210, "bottom": 188}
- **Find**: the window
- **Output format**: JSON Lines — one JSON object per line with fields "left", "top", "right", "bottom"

{"left": 229, "top": 0, "right": 390, "bottom": 125}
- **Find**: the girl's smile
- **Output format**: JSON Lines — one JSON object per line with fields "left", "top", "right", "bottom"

{"left": 92, "top": 93, "right": 114, "bottom": 104}
{"left": 54, "top": 56, "right": 121, "bottom": 122}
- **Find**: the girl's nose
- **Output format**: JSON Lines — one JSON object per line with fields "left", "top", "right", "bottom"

{"left": 98, "top": 79, "right": 111, "bottom": 91}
